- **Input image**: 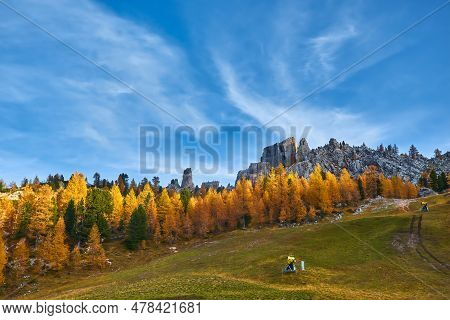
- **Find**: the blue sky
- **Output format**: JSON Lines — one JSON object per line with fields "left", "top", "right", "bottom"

{"left": 0, "top": 0, "right": 449, "bottom": 186}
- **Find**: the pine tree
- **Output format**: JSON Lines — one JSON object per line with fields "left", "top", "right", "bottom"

{"left": 130, "top": 179, "right": 138, "bottom": 195}
{"left": 86, "top": 188, "right": 112, "bottom": 239}
{"left": 64, "top": 199, "right": 77, "bottom": 242}
{"left": 151, "top": 176, "right": 160, "bottom": 193}
{"left": 125, "top": 205, "right": 148, "bottom": 250}
{"left": 180, "top": 188, "right": 192, "bottom": 213}
{"left": 357, "top": 176, "right": 365, "bottom": 200}
{"left": 429, "top": 170, "right": 439, "bottom": 192}
{"left": 117, "top": 174, "right": 127, "bottom": 195}
{"left": 409, "top": 145, "right": 419, "bottom": 159}
{"left": 437, "top": 172, "right": 448, "bottom": 192}
{"left": 0, "top": 234, "right": 7, "bottom": 284}
{"left": 434, "top": 149, "right": 442, "bottom": 159}
{"left": 85, "top": 225, "right": 106, "bottom": 269}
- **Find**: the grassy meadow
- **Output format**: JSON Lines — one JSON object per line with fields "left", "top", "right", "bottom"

{"left": 6, "top": 193, "right": 449, "bottom": 300}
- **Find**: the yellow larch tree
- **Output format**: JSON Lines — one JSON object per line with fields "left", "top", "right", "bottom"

{"left": 137, "top": 183, "right": 153, "bottom": 207}
{"left": 325, "top": 171, "right": 340, "bottom": 206}
{"left": 191, "top": 197, "right": 210, "bottom": 237}
{"left": 379, "top": 174, "right": 393, "bottom": 198}
{"left": 141, "top": 185, "right": 158, "bottom": 241}
{"left": 0, "top": 234, "right": 7, "bottom": 283}
{"left": 225, "top": 189, "right": 239, "bottom": 229}
{"left": 265, "top": 169, "right": 279, "bottom": 223}
{"left": 85, "top": 225, "right": 107, "bottom": 269}
{"left": 361, "top": 165, "right": 379, "bottom": 198}
{"left": 287, "top": 173, "right": 307, "bottom": 222}
{"left": 391, "top": 176, "right": 405, "bottom": 198}
{"left": 16, "top": 185, "right": 36, "bottom": 238}
{"left": 214, "top": 192, "right": 227, "bottom": 232}
{"left": 37, "top": 218, "right": 69, "bottom": 271}
{"left": 51, "top": 218, "right": 69, "bottom": 270}
{"left": 405, "top": 181, "right": 418, "bottom": 199}
{"left": 307, "top": 164, "right": 332, "bottom": 214}
{"left": 123, "top": 189, "right": 138, "bottom": 226}
{"left": 61, "top": 173, "right": 88, "bottom": 208}
{"left": 29, "top": 185, "right": 55, "bottom": 239}
{"left": 162, "top": 205, "right": 179, "bottom": 243}
{"left": 235, "top": 178, "right": 254, "bottom": 227}
{"left": 157, "top": 188, "right": 171, "bottom": 224}
{"left": 251, "top": 176, "right": 266, "bottom": 226}
{"left": 182, "top": 197, "right": 195, "bottom": 239}
{"left": 110, "top": 185, "right": 123, "bottom": 229}
{"left": 69, "top": 246, "right": 82, "bottom": 271}
{"left": 277, "top": 166, "right": 290, "bottom": 219}
{"left": 0, "top": 197, "right": 17, "bottom": 235}
{"left": 338, "top": 169, "right": 359, "bottom": 205}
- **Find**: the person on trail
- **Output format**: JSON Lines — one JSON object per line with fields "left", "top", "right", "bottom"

{"left": 421, "top": 202, "right": 429, "bottom": 212}
{"left": 287, "top": 256, "right": 296, "bottom": 271}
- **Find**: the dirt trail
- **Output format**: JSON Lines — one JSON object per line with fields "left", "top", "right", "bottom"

{"left": 409, "top": 214, "right": 449, "bottom": 274}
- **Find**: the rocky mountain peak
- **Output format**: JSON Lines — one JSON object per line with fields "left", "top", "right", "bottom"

{"left": 260, "top": 136, "right": 297, "bottom": 168}
{"left": 297, "top": 138, "right": 310, "bottom": 161}
{"left": 181, "top": 168, "right": 194, "bottom": 190}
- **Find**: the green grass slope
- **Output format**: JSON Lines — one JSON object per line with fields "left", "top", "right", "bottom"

{"left": 13, "top": 194, "right": 450, "bottom": 300}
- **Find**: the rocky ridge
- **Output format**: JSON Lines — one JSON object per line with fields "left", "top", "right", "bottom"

{"left": 237, "top": 137, "right": 449, "bottom": 184}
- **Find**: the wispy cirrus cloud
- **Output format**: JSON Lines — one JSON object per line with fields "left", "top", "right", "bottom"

{"left": 215, "top": 59, "right": 386, "bottom": 148}
{"left": 0, "top": 0, "right": 215, "bottom": 182}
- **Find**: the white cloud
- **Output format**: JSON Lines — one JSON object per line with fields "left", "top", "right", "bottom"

{"left": 306, "top": 24, "right": 358, "bottom": 77}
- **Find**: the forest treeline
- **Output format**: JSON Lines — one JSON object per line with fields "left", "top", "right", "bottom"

{"left": 0, "top": 164, "right": 420, "bottom": 284}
